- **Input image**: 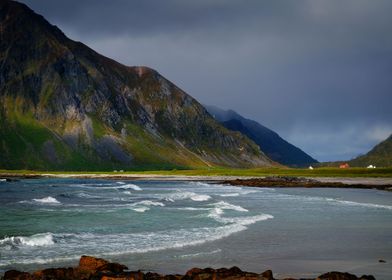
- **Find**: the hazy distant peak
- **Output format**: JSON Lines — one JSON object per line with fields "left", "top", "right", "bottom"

{"left": 206, "top": 105, "right": 318, "bottom": 167}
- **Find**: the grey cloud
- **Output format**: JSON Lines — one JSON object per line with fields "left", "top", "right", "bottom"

{"left": 19, "top": 0, "right": 392, "bottom": 161}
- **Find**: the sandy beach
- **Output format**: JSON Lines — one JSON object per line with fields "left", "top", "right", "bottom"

{"left": 2, "top": 172, "right": 392, "bottom": 186}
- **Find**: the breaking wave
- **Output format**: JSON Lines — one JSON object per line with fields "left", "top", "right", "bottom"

{"left": 121, "top": 184, "right": 142, "bottom": 191}
{"left": 164, "top": 191, "right": 211, "bottom": 202}
{"left": 275, "top": 193, "right": 392, "bottom": 210}
{"left": 0, "top": 233, "right": 55, "bottom": 249}
{"left": 74, "top": 183, "right": 142, "bottom": 191}
{"left": 210, "top": 201, "right": 248, "bottom": 212}
{"left": 0, "top": 219, "right": 272, "bottom": 267}
{"left": 219, "top": 193, "right": 240, "bottom": 197}
{"left": 134, "top": 200, "right": 165, "bottom": 207}
{"left": 31, "top": 196, "right": 61, "bottom": 204}
{"left": 328, "top": 198, "right": 392, "bottom": 210}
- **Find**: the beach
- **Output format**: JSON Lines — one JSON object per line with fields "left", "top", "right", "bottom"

{"left": 2, "top": 171, "right": 392, "bottom": 184}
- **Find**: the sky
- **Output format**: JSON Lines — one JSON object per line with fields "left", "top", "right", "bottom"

{"left": 21, "top": 0, "right": 392, "bottom": 162}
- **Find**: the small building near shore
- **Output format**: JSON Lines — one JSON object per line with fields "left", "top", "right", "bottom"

{"left": 339, "top": 163, "right": 350, "bottom": 169}
{"left": 367, "top": 165, "right": 376, "bottom": 169}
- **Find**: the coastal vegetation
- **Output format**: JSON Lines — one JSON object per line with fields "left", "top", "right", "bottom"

{"left": 1, "top": 167, "right": 391, "bottom": 178}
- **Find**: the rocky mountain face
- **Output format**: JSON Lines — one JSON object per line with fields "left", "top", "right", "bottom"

{"left": 0, "top": 0, "right": 273, "bottom": 170}
{"left": 350, "top": 134, "right": 392, "bottom": 167}
{"left": 205, "top": 105, "right": 318, "bottom": 167}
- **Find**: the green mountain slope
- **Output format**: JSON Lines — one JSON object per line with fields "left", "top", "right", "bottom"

{"left": 0, "top": 0, "right": 273, "bottom": 170}
{"left": 350, "top": 134, "right": 392, "bottom": 167}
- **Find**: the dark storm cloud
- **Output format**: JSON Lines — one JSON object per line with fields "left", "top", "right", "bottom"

{"left": 20, "top": 0, "right": 392, "bottom": 161}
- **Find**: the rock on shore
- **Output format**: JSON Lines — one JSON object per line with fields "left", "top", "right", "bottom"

{"left": 2, "top": 256, "right": 375, "bottom": 280}
{"left": 221, "top": 176, "right": 392, "bottom": 191}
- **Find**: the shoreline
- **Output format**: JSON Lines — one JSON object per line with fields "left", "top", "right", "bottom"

{"left": 1, "top": 173, "right": 392, "bottom": 190}
{"left": 1, "top": 255, "right": 377, "bottom": 280}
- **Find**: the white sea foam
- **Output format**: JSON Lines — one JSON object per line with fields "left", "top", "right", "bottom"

{"left": 134, "top": 200, "right": 165, "bottom": 207}
{"left": 210, "top": 201, "right": 248, "bottom": 212}
{"left": 0, "top": 233, "right": 55, "bottom": 248}
{"left": 0, "top": 216, "right": 273, "bottom": 267}
{"left": 219, "top": 193, "right": 240, "bottom": 197}
{"left": 191, "top": 181, "right": 233, "bottom": 188}
{"left": 190, "top": 181, "right": 210, "bottom": 187}
{"left": 126, "top": 200, "right": 165, "bottom": 212}
{"left": 275, "top": 193, "right": 392, "bottom": 210}
{"left": 32, "top": 196, "right": 61, "bottom": 204}
{"left": 328, "top": 199, "right": 392, "bottom": 210}
{"left": 122, "top": 184, "right": 142, "bottom": 191}
{"left": 220, "top": 214, "right": 274, "bottom": 225}
{"left": 180, "top": 207, "right": 211, "bottom": 211}
{"left": 131, "top": 206, "right": 150, "bottom": 212}
{"left": 122, "top": 191, "right": 132, "bottom": 195}
{"left": 208, "top": 207, "right": 224, "bottom": 219}
{"left": 191, "top": 194, "right": 211, "bottom": 201}
{"left": 239, "top": 189, "right": 260, "bottom": 195}
{"left": 205, "top": 200, "right": 273, "bottom": 226}
{"left": 164, "top": 191, "right": 211, "bottom": 202}
{"left": 75, "top": 192, "right": 100, "bottom": 199}
{"left": 74, "top": 183, "right": 142, "bottom": 191}
{"left": 0, "top": 256, "right": 81, "bottom": 267}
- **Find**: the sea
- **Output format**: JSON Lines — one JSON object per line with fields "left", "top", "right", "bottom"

{"left": 0, "top": 179, "right": 391, "bottom": 279}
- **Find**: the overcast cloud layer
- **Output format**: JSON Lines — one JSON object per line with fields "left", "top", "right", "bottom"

{"left": 21, "top": 0, "right": 392, "bottom": 161}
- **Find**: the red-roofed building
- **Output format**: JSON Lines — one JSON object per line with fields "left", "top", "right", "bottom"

{"left": 339, "top": 163, "right": 350, "bottom": 169}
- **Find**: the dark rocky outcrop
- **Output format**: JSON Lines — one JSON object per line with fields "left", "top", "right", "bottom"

{"left": 221, "top": 176, "right": 392, "bottom": 191}
{"left": 1, "top": 256, "right": 375, "bottom": 280}
{"left": 316, "top": 272, "right": 375, "bottom": 280}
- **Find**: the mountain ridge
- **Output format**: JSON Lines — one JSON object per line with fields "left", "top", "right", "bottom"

{"left": 0, "top": 0, "right": 273, "bottom": 170}
{"left": 205, "top": 105, "right": 318, "bottom": 167}
{"left": 349, "top": 134, "right": 392, "bottom": 167}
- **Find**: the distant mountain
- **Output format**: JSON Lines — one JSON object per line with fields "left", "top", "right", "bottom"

{"left": 205, "top": 105, "right": 318, "bottom": 167}
{"left": 349, "top": 134, "right": 392, "bottom": 167}
{"left": 0, "top": 0, "right": 273, "bottom": 170}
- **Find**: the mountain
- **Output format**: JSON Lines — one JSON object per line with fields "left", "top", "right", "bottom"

{"left": 205, "top": 105, "right": 318, "bottom": 167}
{"left": 349, "top": 134, "right": 392, "bottom": 167}
{"left": 0, "top": 0, "right": 273, "bottom": 170}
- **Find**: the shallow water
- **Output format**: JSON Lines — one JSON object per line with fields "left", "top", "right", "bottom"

{"left": 0, "top": 179, "right": 391, "bottom": 279}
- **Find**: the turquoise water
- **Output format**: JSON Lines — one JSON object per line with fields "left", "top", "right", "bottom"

{"left": 0, "top": 179, "right": 391, "bottom": 279}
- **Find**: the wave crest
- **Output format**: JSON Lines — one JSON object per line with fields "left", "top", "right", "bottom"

{"left": 164, "top": 191, "right": 211, "bottom": 202}
{"left": 0, "top": 233, "right": 55, "bottom": 249}
{"left": 32, "top": 196, "right": 61, "bottom": 204}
